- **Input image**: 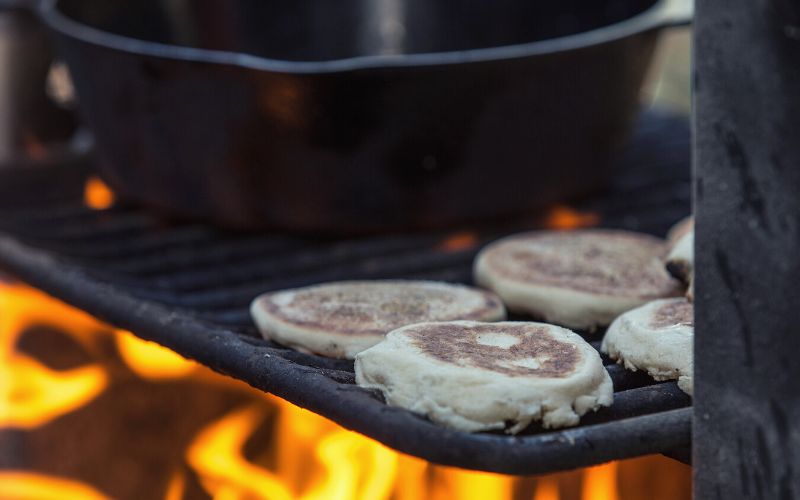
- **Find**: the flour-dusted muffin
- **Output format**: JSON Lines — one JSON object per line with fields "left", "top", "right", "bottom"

{"left": 601, "top": 298, "right": 693, "bottom": 395}
{"left": 474, "top": 230, "right": 683, "bottom": 330}
{"left": 666, "top": 229, "right": 694, "bottom": 301}
{"left": 355, "top": 321, "right": 612, "bottom": 433}
{"left": 250, "top": 280, "right": 505, "bottom": 358}
{"left": 667, "top": 216, "right": 694, "bottom": 246}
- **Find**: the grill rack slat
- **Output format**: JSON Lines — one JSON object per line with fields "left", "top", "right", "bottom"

{"left": 0, "top": 110, "right": 693, "bottom": 474}
{"left": 115, "top": 247, "right": 482, "bottom": 311}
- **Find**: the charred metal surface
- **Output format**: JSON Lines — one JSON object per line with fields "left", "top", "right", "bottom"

{"left": 694, "top": 0, "right": 800, "bottom": 496}
{"left": 0, "top": 110, "right": 693, "bottom": 473}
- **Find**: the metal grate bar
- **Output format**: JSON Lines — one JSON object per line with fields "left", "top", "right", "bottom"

{"left": 118, "top": 248, "right": 481, "bottom": 311}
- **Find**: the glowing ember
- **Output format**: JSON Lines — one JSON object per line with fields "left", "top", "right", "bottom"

{"left": 542, "top": 206, "right": 600, "bottom": 230}
{"left": 83, "top": 177, "right": 115, "bottom": 210}
{"left": 0, "top": 471, "right": 109, "bottom": 500}
{"left": 437, "top": 232, "right": 479, "bottom": 252}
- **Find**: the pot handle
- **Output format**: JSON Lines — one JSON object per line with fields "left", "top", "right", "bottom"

{"left": 656, "top": 0, "right": 694, "bottom": 28}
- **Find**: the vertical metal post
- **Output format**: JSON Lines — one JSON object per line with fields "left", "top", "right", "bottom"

{"left": 694, "top": 0, "right": 800, "bottom": 497}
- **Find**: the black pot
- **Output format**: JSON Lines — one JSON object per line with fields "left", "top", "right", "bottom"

{"left": 38, "top": 0, "right": 690, "bottom": 231}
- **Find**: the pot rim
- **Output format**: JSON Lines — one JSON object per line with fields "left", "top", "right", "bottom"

{"left": 38, "top": 0, "right": 690, "bottom": 74}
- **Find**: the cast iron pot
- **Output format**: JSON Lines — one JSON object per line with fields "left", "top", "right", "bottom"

{"left": 39, "top": 0, "right": 690, "bottom": 231}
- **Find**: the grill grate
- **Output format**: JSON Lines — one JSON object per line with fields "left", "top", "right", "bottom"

{"left": 0, "top": 110, "right": 692, "bottom": 474}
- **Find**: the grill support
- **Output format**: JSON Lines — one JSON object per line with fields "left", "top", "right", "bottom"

{"left": 694, "top": 0, "right": 800, "bottom": 496}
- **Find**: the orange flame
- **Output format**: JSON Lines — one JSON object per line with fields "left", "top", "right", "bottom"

{"left": 0, "top": 284, "right": 109, "bottom": 428}
{"left": 83, "top": 177, "right": 115, "bottom": 210}
{"left": 267, "top": 396, "right": 398, "bottom": 500}
{"left": 187, "top": 404, "right": 294, "bottom": 500}
{"left": 0, "top": 471, "right": 110, "bottom": 500}
{"left": 581, "top": 463, "right": 620, "bottom": 500}
{"left": 437, "top": 232, "right": 479, "bottom": 252}
{"left": 542, "top": 205, "right": 600, "bottom": 230}
{"left": 163, "top": 470, "right": 186, "bottom": 500}
{"left": 114, "top": 330, "right": 197, "bottom": 380}
{"left": 431, "top": 468, "right": 514, "bottom": 500}
{"left": 534, "top": 478, "right": 561, "bottom": 500}
{"left": 184, "top": 393, "right": 524, "bottom": 500}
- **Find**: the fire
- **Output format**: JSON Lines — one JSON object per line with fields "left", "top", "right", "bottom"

{"left": 114, "top": 330, "right": 197, "bottom": 380}
{"left": 0, "top": 282, "right": 688, "bottom": 499}
{"left": 581, "top": 463, "right": 619, "bottom": 500}
{"left": 0, "top": 284, "right": 108, "bottom": 428}
{"left": 303, "top": 427, "right": 397, "bottom": 500}
{"left": 437, "top": 232, "right": 479, "bottom": 252}
{"left": 0, "top": 471, "right": 109, "bottom": 500}
{"left": 0, "top": 355, "right": 108, "bottom": 428}
{"left": 83, "top": 176, "right": 115, "bottom": 210}
{"left": 430, "top": 468, "right": 514, "bottom": 500}
{"left": 184, "top": 395, "right": 522, "bottom": 500}
{"left": 534, "top": 478, "right": 561, "bottom": 500}
{"left": 185, "top": 399, "right": 400, "bottom": 500}
{"left": 542, "top": 205, "right": 600, "bottom": 230}
{"left": 183, "top": 390, "right": 530, "bottom": 500}
{"left": 164, "top": 470, "right": 187, "bottom": 500}
{"left": 187, "top": 404, "right": 294, "bottom": 500}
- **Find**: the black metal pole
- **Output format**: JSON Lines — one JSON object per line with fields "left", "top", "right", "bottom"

{"left": 694, "top": 0, "right": 800, "bottom": 497}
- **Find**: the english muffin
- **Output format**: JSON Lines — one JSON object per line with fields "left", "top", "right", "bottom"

{"left": 667, "top": 216, "right": 694, "bottom": 246}
{"left": 355, "top": 321, "right": 612, "bottom": 432}
{"left": 666, "top": 229, "right": 694, "bottom": 301}
{"left": 250, "top": 280, "right": 505, "bottom": 358}
{"left": 474, "top": 230, "right": 682, "bottom": 330}
{"left": 601, "top": 297, "right": 693, "bottom": 395}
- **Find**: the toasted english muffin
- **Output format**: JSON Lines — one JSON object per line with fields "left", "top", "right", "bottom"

{"left": 356, "top": 321, "right": 612, "bottom": 432}
{"left": 666, "top": 229, "right": 694, "bottom": 301}
{"left": 601, "top": 298, "right": 693, "bottom": 395}
{"left": 474, "top": 229, "right": 682, "bottom": 330}
{"left": 250, "top": 280, "right": 505, "bottom": 359}
{"left": 667, "top": 216, "right": 694, "bottom": 246}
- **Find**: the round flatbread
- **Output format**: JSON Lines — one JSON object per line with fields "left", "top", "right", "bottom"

{"left": 250, "top": 280, "right": 506, "bottom": 359}
{"left": 666, "top": 229, "right": 694, "bottom": 301}
{"left": 601, "top": 298, "right": 693, "bottom": 395}
{"left": 355, "top": 321, "right": 612, "bottom": 433}
{"left": 667, "top": 216, "right": 694, "bottom": 246}
{"left": 474, "top": 229, "right": 683, "bottom": 330}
